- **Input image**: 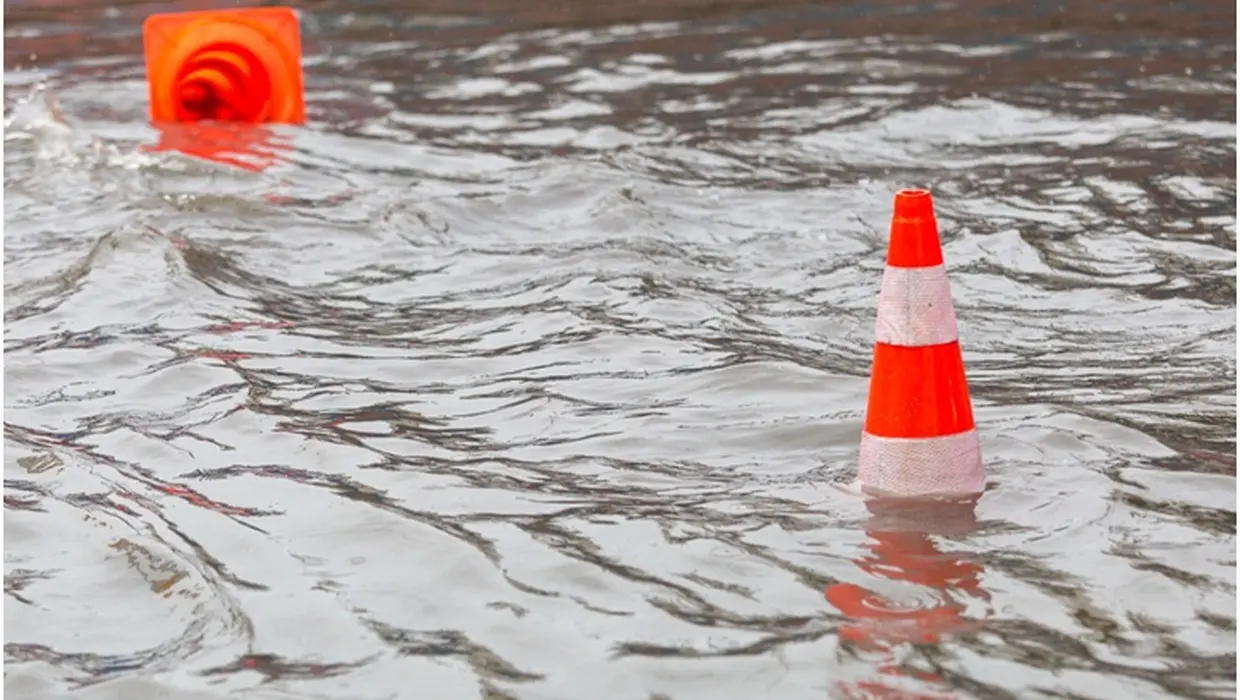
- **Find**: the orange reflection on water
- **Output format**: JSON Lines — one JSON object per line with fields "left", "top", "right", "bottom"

{"left": 827, "top": 497, "right": 989, "bottom": 699}
{"left": 148, "top": 121, "right": 288, "bottom": 172}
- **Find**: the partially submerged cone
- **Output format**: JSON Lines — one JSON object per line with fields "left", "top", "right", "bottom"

{"left": 857, "top": 189, "right": 983, "bottom": 498}
{"left": 143, "top": 7, "right": 305, "bottom": 124}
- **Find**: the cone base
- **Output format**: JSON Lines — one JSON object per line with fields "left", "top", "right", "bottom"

{"left": 857, "top": 429, "right": 983, "bottom": 499}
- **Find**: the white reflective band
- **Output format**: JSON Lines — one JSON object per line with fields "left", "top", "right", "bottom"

{"left": 875, "top": 264, "right": 959, "bottom": 347}
{"left": 858, "top": 430, "right": 983, "bottom": 498}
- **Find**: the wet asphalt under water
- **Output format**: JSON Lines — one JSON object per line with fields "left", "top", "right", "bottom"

{"left": 3, "top": 0, "right": 1237, "bottom": 698}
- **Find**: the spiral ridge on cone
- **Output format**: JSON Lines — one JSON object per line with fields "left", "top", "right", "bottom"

{"left": 143, "top": 8, "right": 305, "bottom": 124}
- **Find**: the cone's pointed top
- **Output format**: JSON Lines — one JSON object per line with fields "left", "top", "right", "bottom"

{"left": 893, "top": 188, "right": 934, "bottom": 219}
{"left": 887, "top": 188, "right": 943, "bottom": 268}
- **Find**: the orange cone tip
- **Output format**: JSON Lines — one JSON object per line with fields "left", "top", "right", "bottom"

{"left": 857, "top": 189, "right": 984, "bottom": 499}
{"left": 143, "top": 7, "right": 305, "bottom": 124}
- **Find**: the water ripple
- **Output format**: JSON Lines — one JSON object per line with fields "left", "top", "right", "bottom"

{"left": 4, "top": 1, "right": 1235, "bottom": 699}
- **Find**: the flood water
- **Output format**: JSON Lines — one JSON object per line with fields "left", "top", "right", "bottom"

{"left": 4, "top": 0, "right": 1236, "bottom": 698}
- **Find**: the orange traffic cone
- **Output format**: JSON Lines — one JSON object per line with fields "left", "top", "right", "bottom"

{"left": 857, "top": 189, "right": 983, "bottom": 498}
{"left": 143, "top": 7, "right": 305, "bottom": 124}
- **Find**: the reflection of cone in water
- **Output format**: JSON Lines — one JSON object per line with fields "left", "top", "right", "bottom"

{"left": 826, "top": 501, "right": 988, "bottom": 699}
{"left": 826, "top": 534, "right": 983, "bottom": 700}
{"left": 826, "top": 531, "right": 985, "bottom": 647}
{"left": 148, "top": 122, "right": 284, "bottom": 172}
{"left": 858, "top": 189, "right": 983, "bottom": 499}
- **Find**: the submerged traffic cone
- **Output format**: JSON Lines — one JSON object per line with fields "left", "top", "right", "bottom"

{"left": 143, "top": 7, "right": 305, "bottom": 124}
{"left": 857, "top": 189, "right": 983, "bottom": 498}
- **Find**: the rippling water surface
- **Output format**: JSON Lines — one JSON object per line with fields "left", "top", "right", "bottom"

{"left": 4, "top": 1, "right": 1236, "bottom": 698}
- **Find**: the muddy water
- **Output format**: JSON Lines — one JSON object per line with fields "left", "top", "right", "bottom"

{"left": 4, "top": 1, "right": 1235, "bottom": 698}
